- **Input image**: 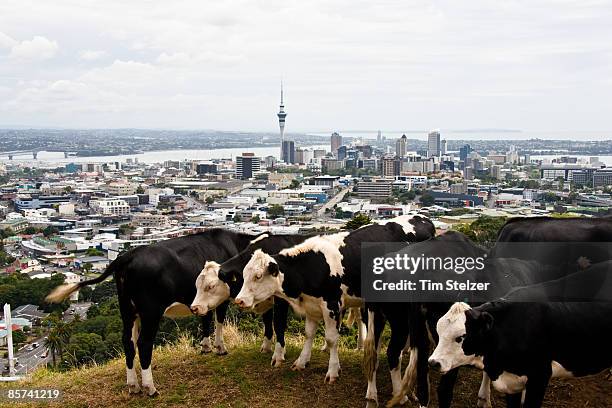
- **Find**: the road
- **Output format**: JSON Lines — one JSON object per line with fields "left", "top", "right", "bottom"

{"left": 317, "top": 186, "right": 351, "bottom": 217}
{"left": 1, "top": 302, "right": 92, "bottom": 377}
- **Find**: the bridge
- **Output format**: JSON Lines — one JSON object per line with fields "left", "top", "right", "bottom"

{"left": 0, "top": 150, "right": 71, "bottom": 160}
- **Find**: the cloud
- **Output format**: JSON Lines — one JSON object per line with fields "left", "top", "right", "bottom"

{"left": 79, "top": 50, "right": 107, "bottom": 61}
{"left": 8, "top": 35, "right": 58, "bottom": 60}
{"left": 0, "top": 31, "right": 17, "bottom": 49}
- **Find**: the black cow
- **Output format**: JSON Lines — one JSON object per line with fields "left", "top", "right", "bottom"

{"left": 46, "top": 229, "right": 255, "bottom": 396}
{"left": 388, "top": 216, "right": 612, "bottom": 408}
{"left": 190, "top": 233, "right": 314, "bottom": 367}
{"left": 431, "top": 261, "right": 612, "bottom": 407}
{"left": 235, "top": 215, "right": 435, "bottom": 385}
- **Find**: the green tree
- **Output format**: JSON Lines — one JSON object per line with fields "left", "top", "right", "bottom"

{"left": 45, "top": 331, "right": 62, "bottom": 367}
{"left": 289, "top": 179, "right": 301, "bottom": 189}
{"left": 453, "top": 216, "right": 507, "bottom": 248}
{"left": 268, "top": 204, "right": 285, "bottom": 219}
{"left": 345, "top": 214, "right": 372, "bottom": 230}
{"left": 11, "top": 329, "right": 27, "bottom": 345}
{"left": 205, "top": 196, "right": 215, "bottom": 205}
{"left": 43, "top": 226, "right": 60, "bottom": 237}
{"left": 232, "top": 214, "right": 242, "bottom": 223}
{"left": 420, "top": 192, "right": 435, "bottom": 207}
{"left": 251, "top": 214, "right": 261, "bottom": 224}
{"left": 64, "top": 333, "right": 108, "bottom": 367}
{"left": 82, "top": 262, "right": 93, "bottom": 274}
{"left": 85, "top": 248, "right": 104, "bottom": 257}
{"left": 136, "top": 185, "right": 145, "bottom": 194}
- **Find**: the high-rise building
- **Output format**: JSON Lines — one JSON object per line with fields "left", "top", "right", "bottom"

{"left": 441, "top": 139, "right": 447, "bottom": 155}
{"left": 236, "top": 153, "right": 261, "bottom": 180}
{"left": 427, "top": 130, "right": 441, "bottom": 157}
{"left": 282, "top": 140, "right": 295, "bottom": 164}
{"left": 337, "top": 145, "right": 348, "bottom": 160}
{"left": 330, "top": 132, "right": 342, "bottom": 156}
{"left": 377, "top": 130, "right": 382, "bottom": 143}
{"left": 277, "top": 82, "right": 287, "bottom": 159}
{"left": 459, "top": 144, "right": 472, "bottom": 161}
{"left": 396, "top": 134, "right": 408, "bottom": 158}
{"left": 381, "top": 155, "right": 399, "bottom": 177}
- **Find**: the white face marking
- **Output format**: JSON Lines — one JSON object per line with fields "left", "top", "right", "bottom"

{"left": 191, "top": 261, "right": 230, "bottom": 315}
{"left": 429, "top": 302, "right": 482, "bottom": 373}
{"left": 236, "top": 249, "right": 283, "bottom": 308}
{"left": 279, "top": 232, "right": 347, "bottom": 277}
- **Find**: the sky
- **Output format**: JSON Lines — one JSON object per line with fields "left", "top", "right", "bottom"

{"left": 0, "top": 0, "right": 611, "bottom": 133}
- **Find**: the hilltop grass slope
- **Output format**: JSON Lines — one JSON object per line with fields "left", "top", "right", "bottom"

{"left": 2, "top": 331, "right": 611, "bottom": 408}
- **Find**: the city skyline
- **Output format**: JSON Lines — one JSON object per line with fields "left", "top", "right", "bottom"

{"left": 0, "top": 1, "right": 611, "bottom": 132}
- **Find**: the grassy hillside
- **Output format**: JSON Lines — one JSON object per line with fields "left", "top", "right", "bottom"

{"left": 1, "top": 326, "right": 611, "bottom": 408}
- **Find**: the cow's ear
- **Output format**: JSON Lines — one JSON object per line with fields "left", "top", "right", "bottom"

{"left": 268, "top": 261, "right": 279, "bottom": 277}
{"left": 481, "top": 311, "right": 494, "bottom": 332}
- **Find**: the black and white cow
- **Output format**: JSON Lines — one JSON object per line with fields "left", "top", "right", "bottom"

{"left": 190, "top": 233, "right": 314, "bottom": 367}
{"left": 235, "top": 215, "right": 435, "bottom": 384}
{"left": 430, "top": 261, "right": 612, "bottom": 408}
{"left": 366, "top": 231, "right": 489, "bottom": 407}
{"left": 46, "top": 229, "right": 255, "bottom": 396}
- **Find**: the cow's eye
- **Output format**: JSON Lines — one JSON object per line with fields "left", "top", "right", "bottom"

{"left": 455, "top": 335, "right": 465, "bottom": 343}
{"left": 255, "top": 274, "right": 262, "bottom": 281}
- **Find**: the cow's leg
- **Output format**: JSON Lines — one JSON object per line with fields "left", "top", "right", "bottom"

{"left": 322, "top": 305, "right": 341, "bottom": 383}
{"left": 261, "top": 308, "right": 274, "bottom": 353}
{"left": 137, "top": 312, "right": 163, "bottom": 397}
{"left": 292, "top": 316, "right": 318, "bottom": 371}
{"left": 356, "top": 307, "right": 368, "bottom": 350}
{"left": 523, "top": 370, "right": 551, "bottom": 408}
{"left": 437, "top": 368, "right": 459, "bottom": 408}
{"left": 477, "top": 372, "right": 492, "bottom": 408}
{"left": 271, "top": 299, "right": 288, "bottom": 367}
{"left": 414, "top": 317, "right": 431, "bottom": 408}
{"left": 387, "top": 318, "right": 409, "bottom": 405}
{"left": 365, "top": 308, "right": 385, "bottom": 404}
{"left": 200, "top": 312, "right": 214, "bottom": 354}
{"left": 122, "top": 313, "right": 140, "bottom": 394}
{"left": 214, "top": 301, "right": 228, "bottom": 355}
{"left": 505, "top": 393, "right": 523, "bottom": 408}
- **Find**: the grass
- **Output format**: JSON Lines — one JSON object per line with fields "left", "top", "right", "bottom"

{"left": 1, "top": 323, "right": 610, "bottom": 408}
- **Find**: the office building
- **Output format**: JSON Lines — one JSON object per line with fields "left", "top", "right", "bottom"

{"left": 282, "top": 140, "right": 295, "bottom": 164}
{"left": 459, "top": 144, "right": 472, "bottom": 161}
{"left": 330, "top": 132, "right": 342, "bottom": 156}
{"left": 236, "top": 153, "right": 261, "bottom": 180}
{"left": 357, "top": 178, "right": 393, "bottom": 198}
{"left": 396, "top": 134, "right": 407, "bottom": 158}
{"left": 427, "top": 130, "right": 441, "bottom": 157}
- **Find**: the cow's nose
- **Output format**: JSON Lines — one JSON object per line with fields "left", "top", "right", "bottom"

{"left": 190, "top": 305, "right": 201, "bottom": 315}
{"left": 428, "top": 359, "right": 441, "bottom": 370}
{"left": 235, "top": 298, "right": 246, "bottom": 308}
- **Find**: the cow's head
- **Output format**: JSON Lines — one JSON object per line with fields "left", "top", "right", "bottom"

{"left": 428, "top": 302, "right": 483, "bottom": 373}
{"left": 462, "top": 307, "right": 494, "bottom": 357}
{"left": 190, "top": 261, "right": 230, "bottom": 316}
{"left": 235, "top": 249, "right": 281, "bottom": 309}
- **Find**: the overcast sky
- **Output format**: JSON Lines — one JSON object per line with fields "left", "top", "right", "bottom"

{"left": 0, "top": 0, "right": 611, "bottom": 133}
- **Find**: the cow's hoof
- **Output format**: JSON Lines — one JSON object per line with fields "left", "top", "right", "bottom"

{"left": 260, "top": 340, "right": 273, "bottom": 353}
{"left": 201, "top": 345, "right": 213, "bottom": 354}
{"left": 325, "top": 373, "right": 339, "bottom": 383}
{"left": 271, "top": 357, "right": 284, "bottom": 367}
{"left": 143, "top": 386, "right": 159, "bottom": 397}
{"left": 214, "top": 345, "right": 228, "bottom": 356}
{"left": 365, "top": 399, "right": 379, "bottom": 408}
{"left": 128, "top": 384, "right": 141, "bottom": 394}
{"left": 477, "top": 397, "right": 492, "bottom": 408}
{"left": 291, "top": 360, "right": 306, "bottom": 371}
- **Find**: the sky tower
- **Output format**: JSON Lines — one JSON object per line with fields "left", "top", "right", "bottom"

{"left": 277, "top": 82, "right": 287, "bottom": 159}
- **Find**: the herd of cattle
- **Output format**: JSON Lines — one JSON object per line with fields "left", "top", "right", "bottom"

{"left": 46, "top": 215, "right": 612, "bottom": 408}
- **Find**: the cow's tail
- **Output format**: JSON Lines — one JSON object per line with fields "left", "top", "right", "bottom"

{"left": 363, "top": 309, "right": 377, "bottom": 382}
{"left": 345, "top": 307, "right": 359, "bottom": 327}
{"left": 387, "top": 346, "right": 418, "bottom": 407}
{"left": 45, "top": 259, "right": 119, "bottom": 303}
